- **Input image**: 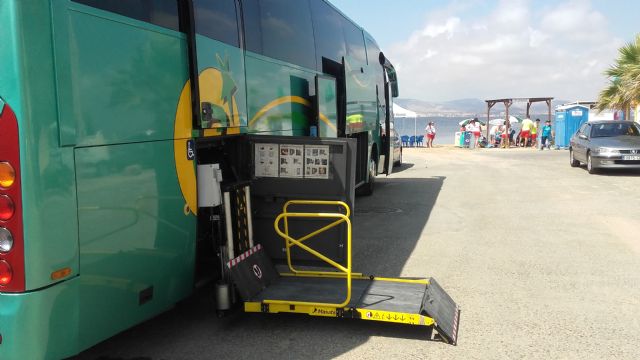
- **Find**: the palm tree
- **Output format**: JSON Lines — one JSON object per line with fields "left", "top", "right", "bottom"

{"left": 597, "top": 78, "right": 631, "bottom": 118}
{"left": 597, "top": 34, "right": 640, "bottom": 119}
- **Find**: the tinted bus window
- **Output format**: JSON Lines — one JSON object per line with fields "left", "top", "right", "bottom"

{"left": 242, "top": 0, "right": 262, "bottom": 53}
{"left": 194, "top": 0, "right": 240, "bottom": 46}
{"left": 245, "top": 0, "right": 316, "bottom": 70}
{"left": 342, "top": 19, "right": 366, "bottom": 63}
{"left": 310, "top": 0, "right": 346, "bottom": 66}
{"left": 365, "top": 37, "right": 380, "bottom": 66}
{"left": 72, "top": 0, "right": 180, "bottom": 31}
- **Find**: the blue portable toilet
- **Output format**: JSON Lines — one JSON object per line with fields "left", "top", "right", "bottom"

{"left": 554, "top": 104, "right": 589, "bottom": 148}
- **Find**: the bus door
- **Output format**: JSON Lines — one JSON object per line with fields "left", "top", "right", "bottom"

{"left": 380, "top": 79, "right": 392, "bottom": 175}
{"left": 183, "top": 0, "right": 247, "bottom": 133}
{"left": 379, "top": 51, "right": 398, "bottom": 175}
{"left": 315, "top": 75, "right": 339, "bottom": 138}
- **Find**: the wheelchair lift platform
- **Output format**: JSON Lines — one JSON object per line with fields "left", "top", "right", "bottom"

{"left": 226, "top": 201, "right": 460, "bottom": 345}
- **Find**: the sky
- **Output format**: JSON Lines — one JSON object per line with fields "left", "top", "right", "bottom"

{"left": 329, "top": 0, "right": 640, "bottom": 102}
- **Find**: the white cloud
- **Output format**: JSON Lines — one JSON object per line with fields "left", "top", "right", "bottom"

{"left": 422, "top": 17, "right": 461, "bottom": 39}
{"left": 388, "top": 0, "right": 623, "bottom": 102}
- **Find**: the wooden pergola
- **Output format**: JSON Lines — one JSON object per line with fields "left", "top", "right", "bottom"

{"left": 485, "top": 97, "right": 554, "bottom": 139}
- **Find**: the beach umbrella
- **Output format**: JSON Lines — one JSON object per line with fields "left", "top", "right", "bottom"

{"left": 459, "top": 118, "right": 486, "bottom": 126}
{"left": 489, "top": 115, "right": 520, "bottom": 125}
{"left": 507, "top": 115, "right": 522, "bottom": 123}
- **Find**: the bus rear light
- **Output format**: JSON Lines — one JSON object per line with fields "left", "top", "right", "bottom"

{"left": 0, "top": 228, "right": 13, "bottom": 253}
{"left": 0, "top": 195, "right": 15, "bottom": 221}
{"left": 0, "top": 260, "right": 12, "bottom": 285}
{"left": 0, "top": 101, "right": 25, "bottom": 292}
{"left": 0, "top": 162, "right": 16, "bottom": 189}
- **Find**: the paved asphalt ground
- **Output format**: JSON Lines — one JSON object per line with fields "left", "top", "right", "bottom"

{"left": 77, "top": 147, "right": 640, "bottom": 360}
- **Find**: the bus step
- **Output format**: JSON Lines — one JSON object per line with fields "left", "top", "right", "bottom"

{"left": 420, "top": 278, "right": 460, "bottom": 345}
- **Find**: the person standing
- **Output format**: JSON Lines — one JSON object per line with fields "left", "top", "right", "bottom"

{"left": 501, "top": 120, "right": 509, "bottom": 148}
{"left": 489, "top": 124, "right": 499, "bottom": 145}
{"left": 530, "top": 119, "right": 540, "bottom": 147}
{"left": 521, "top": 118, "right": 532, "bottom": 147}
{"left": 425, "top": 121, "right": 436, "bottom": 148}
{"left": 540, "top": 120, "right": 553, "bottom": 150}
{"left": 470, "top": 118, "right": 481, "bottom": 148}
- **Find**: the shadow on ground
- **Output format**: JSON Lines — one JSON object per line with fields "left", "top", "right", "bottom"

{"left": 580, "top": 167, "right": 640, "bottom": 177}
{"left": 390, "top": 162, "right": 414, "bottom": 173}
{"left": 74, "top": 176, "right": 446, "bottom": 360}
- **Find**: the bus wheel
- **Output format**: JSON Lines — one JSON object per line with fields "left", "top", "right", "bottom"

{"left": 358, "top": 156, "right": 377, "bottom": 196}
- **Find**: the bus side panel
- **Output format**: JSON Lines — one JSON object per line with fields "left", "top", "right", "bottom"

{"left": 52, "top": 1, "right": 188, "bottom": 147}
{"left": 0, "top": 0, "right": 81, "bottom": 291}
{"left": 245, "top": 53, "right": 315, "bottom": 136}
{"left": 0, "top": 278, "right": 79, "bottom": 360}
{"left": 75, "top": 141, "right": 195, "bottom": 350}
{"left": 0, "top": 1, "right": 20, "bottom": 107}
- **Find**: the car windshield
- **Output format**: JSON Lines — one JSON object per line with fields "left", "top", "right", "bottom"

{"left": 590, "top": 122, "right": 640, "bottom": 138}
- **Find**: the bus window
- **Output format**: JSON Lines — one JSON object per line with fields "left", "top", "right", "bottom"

{"left": 242, "top": 0, "right": 263, "bottom": 53}
{"left": 194, "top": 0, "right": 240, "bottom": 47}
{"left": 72, "top": 0, "right": 180, "bottom": 31}
{"left": 244, "top": 0, "right": 317, "bottom": 70}
{"left": 365, "top": 37, "right": 381, "bottom": 66}
{"left": 310, "top": 0, "right": 346, "bottom": 67}
{"left": 342, "top": 19, "right": 366, "bottom": 63}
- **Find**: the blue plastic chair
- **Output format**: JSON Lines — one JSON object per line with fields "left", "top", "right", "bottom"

{"left": 401, "top": 135, "right": 409, "bottom": 147}
{"left": 409, "top": 135, "right": 416, "bottom": 147}
{"left": 416, "top": 135, "right": 424, "bottom": 146}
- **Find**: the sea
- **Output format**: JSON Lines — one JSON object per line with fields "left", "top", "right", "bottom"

{"left": 394, "top": 116, "right": 554, "bottom": 145}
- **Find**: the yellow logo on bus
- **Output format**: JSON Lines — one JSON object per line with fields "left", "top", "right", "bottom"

{"left": 174, "top": 66, "right": 240, "bottom": 216}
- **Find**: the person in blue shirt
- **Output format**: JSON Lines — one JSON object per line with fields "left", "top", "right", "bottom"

{"left": 540, "top": 120, "right": 553, "bottom": 150}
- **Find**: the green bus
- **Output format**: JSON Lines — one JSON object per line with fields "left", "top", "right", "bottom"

{"left": 0, "top": 0, "right": 398, "bottom": 358}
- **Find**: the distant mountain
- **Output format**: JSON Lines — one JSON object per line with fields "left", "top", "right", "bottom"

{"left": 395, "top": 98, "right": 570, "bottom": 117}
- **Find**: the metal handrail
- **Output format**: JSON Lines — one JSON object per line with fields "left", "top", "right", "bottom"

{"left": 271, "top": 200, "right": 352, "bottom": 308}
{"left": 282, "top": 200, "right": 350, "bottom": 276}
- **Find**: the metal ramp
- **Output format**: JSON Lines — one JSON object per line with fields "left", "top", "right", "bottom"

{"left": 227, "top": 201, "right": 460, "bottom": 345}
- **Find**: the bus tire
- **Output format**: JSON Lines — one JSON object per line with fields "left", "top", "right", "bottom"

{"left": 358, "top": 155, "right": 377, "bottom": 196}
{"left": 394, "top": 148, "right": 402, "bottom": 167}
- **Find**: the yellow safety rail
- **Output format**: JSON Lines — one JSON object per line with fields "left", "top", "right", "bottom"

{"left": 271, "top": 200, "right": 352, "bottom": 308}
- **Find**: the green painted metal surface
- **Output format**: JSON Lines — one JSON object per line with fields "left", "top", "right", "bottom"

{"left": 0, "top": 0, "right": 80, "bottom": 292}
{"left": 75, "top": 140, "right": 195, "bottom": 350}
{"left": 52, "top": 1, "right": 189, "bottom": 147}
{"left": 0, "top": 278, "right": 80, "bottom": 360}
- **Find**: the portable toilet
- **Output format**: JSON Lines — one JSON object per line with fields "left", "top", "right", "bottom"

{"left": 554, "top": 105, "right": 589, "bottom": 148}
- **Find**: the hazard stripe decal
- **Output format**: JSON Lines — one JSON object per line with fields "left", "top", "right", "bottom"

{"left": 226, "top": 244, "right": 262, "bottom": 269}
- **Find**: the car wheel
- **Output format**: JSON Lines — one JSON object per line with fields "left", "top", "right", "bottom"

{"left": 587, "top": 152, "right": 597, "bottom": 174}
{"left": 569, "top": 148, "right": 580, "bottom": 167}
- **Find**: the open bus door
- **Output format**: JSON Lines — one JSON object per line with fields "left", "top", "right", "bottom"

{"left": 380, "top": 53, "right": 398, "bottom": 175}
{"left": 315, "top": 75, "right": 339, "bottom": 138}
{"left": 380, "top": 81, "right": 392, "bottom": 175}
